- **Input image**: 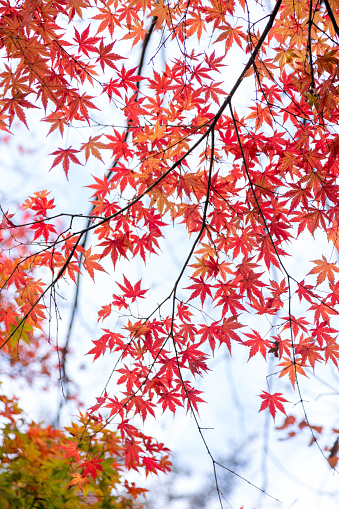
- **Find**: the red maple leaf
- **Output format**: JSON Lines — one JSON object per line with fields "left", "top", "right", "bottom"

{"left": 259, "top": 391, "right": 288, "bottom": 420}
{"left": 244, "top": 330, "right": 271, "bottom": 360}
{"left": 115, "top": 276, "right": 148, "bottom": 302}
{"left": 30, "top": 220, "right": 57, "bottom": 242}
{"left": 81, "top": 455, "right": 103, "bottom": 480}
{"left": 185, "top": 276, "right": 213, "bottom": 305}
{"left": 142, "top": 456, "right": 159, "bottom": 476}
{"left": 73, "top": 24, "right": 100, "bottom": 57}
{"left": 50, "top": 146, "right": 82, "bottom": 178}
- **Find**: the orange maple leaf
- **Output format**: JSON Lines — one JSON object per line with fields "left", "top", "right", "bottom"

{"left": 278, "top": 357, "right": 308, "bottom": 387}
{"left": 80, "top": 135, "right": 106, "bottom": 162}
{"left": 58, "top": 438, "right": 80, "bottom": 462}
{"left": 309, "top": 255, "right": 339, "bottom": 285}
{"left": 83, "top": 247, "right": 107, "bottom": 281}
{"left": 68, "top": 472, "right": 90, "bottom": 489}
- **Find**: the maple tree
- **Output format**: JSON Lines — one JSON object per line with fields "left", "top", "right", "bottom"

{"left": 2, "top": 0, "right": 339, "bottom": 505}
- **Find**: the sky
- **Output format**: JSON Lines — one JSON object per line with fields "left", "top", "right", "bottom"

{"left": 1, "top": 2, "right": 339, "bottom": 508}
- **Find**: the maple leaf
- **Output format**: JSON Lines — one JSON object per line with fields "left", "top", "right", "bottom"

{"left": 0, "top": 306, "right": 18, "bottom": 332}
{"left": 97, "top": 304, "right": 112, "bottom": 322}
{"left": 177, "top": 302, "right": 193, "bottom": 322}
{"left": 116, "top": 276, "right": 148, "bottom": 302}
{"left": 83, "top": 247, "right": 107, "bottom": 281}
{"left": 296, "top": 279, "right": 316, "bottom": 304}
{"left": 117, "top": 65, "right": 143, "bottom": 92}
{"left": 142, "top": 456, "right": 160, "bottom": 476}
{"left": 281, "top": 314, "right": 309, "bottom": 336}
{"left": 80, "top": 136, "right": 106, "bottom": 162}
{"left": 149, "top": 187, "right": 173, "bottom": 215}
{"left": 67, "top": 93, "right": 99, "bottom": 124}
{"left": 203, "top": 0, "right": 234, "bottom": 28}
{"left": 198, "top": 322, "right": 220, "bottom": 354}
{"left": 22, "top": 190, "right": 56, "bottom": 216}
{"left": 323, "top": 338, "right": 339, "bottom": 367}
{"left": 149, "top": 0, "right": 173, "bottom": 28}
{"left": 181, "top": 382, "right": 206, "bottom": 413}
{"left": 127, "top": 393, "right": 156, "bottom": 421}
{"left": 185, "top": 11, "right": 206, "bottom": 40}
{"left": 308, "top": 256, "right": 339, "bottom": 285}
{"left": 86, "top": 174, "right": 112, "bottom": 198}
{"left": 81, "top": 455, "right": 103, "bottom": 480}
{"left": 268, "top": 336, "right": 291, "bottom": 359}
{"left": 158, "top": 390, "right": 183, "bottom": 413}
{"left": 95, "top": 40, "right": 124, "bottom": 72}
{"left": 157, "top": 356, "right": 179, "bottom": 384}
{"left": 218, "top": 316, "right": 243, "bottom": 352}
{"left": 123, "top": 94, "right": 148, "bottom": 125}
{"left": 42, "top": 111, "right": 68, "bottom": 136}
{"left": 0, "top": 95, "right": 38, "bottom": 128}
{"left": 244, "top": 330, "right": 271, "bottom": 360}
{"left": 278, "top": 357, "right": 308, "bottom": 387}
{"left": 308, "top": 300, "right": 337, "bottom": 322}
{"left": 213, "top": 281, "right": 246, "bottom": 315}
{"left": 185, "top": 276, "right": 213, "bottom": 305}
{"left": 104, "top": 130, "right": 132, "bottom": 160}
{"left": 30, "top": 220, "right": 57, "bottom": 242}
{"left": 202, "top": 81, "right": 226, "bottom": 105}
{"left": 68, "top": 472, "right": 90, "bottom": 489}
{"left": 73, "top": 25, "right": 100, "bottom": 57}
{"left": 66, "top": 0, "right": 91, "bottom": 19}
{"left": 214, "top": 22, "right": 245, "bottom": 53}
{"left": 247, "top": 103, "right": 275, "bottom": 130}
{"left": 92, "top": 6, "right": 120, "bottom": 36}
{"left": 99, "top": 234, "right": 131, "bottom": 268}
{"left": 328, "top": 438, "right": 339, "bottom": 461}
{"left": 58, "top": 438, "right": 80, "bottom": 462}
{"left": 124, "top": 439, "right": 142, "bottom": 469}
{"left": 259, "top": 391, "right": 288, "bottom": 420}
{"left": 294, "top": 337, "right": 323, "bottom": 370}
{"left": 50, "top": 146, "right": 82, "bottom": 178}
{"left": 87, "top": 329, "right": 125, "bottom": 359}
{"left": 124, "top": 320, "right": 152, "bottom": 340}
{"left": 276, "top": 415, "right": 296, "bottom": 430}
{"left": 122, "top": 20, "right": 146, "bottom": 47}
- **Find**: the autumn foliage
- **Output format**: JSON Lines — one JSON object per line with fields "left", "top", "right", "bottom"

{"left": 0, "top": 387, "right": 152, "bottom": 507}
{"left": 2, "top": 0, "right": 339, "bottom": 504}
